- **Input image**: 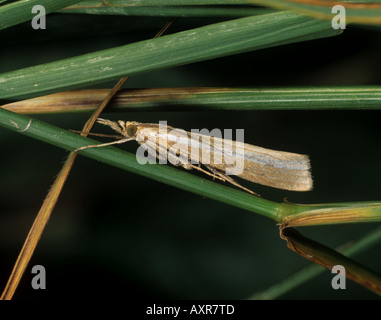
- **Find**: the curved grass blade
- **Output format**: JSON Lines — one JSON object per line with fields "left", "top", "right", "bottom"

{"left": 0, "top": 107, "right": 282, "bottom": 221}
{"left": 64, "top": 0, "right": 381, "bottom": 25}
{"left": 2, "top": 106, "right": 381, "bottom": 226}
{"left": 0, "top": 11, "right": 341, "bottom": 99}
{"left": 250, "top": 225, "right": 381, "bottom": 299}
{"left": 279, "top": 227, "right": 381, "bottom": 296}
{"left": 60, "top": 3, "right": 274, "bottom": 17}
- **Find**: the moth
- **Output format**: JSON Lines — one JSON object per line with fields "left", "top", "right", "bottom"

{"left": 75, "top": 119, "right": 313, "bottom": 196}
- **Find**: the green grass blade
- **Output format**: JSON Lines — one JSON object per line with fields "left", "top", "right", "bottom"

{"left": 60, "top": 3, "right": 274, "bottom": 17}
{"left": 0, "top": 0, "right": 83, "bottom": 30}
{"left": 4, "top": 87, "right": 381, "bottom": 114}
{"left": 65, "top": 0, "right": 381, "bottom": 25}
{"left": 2, "top": 105, "right": 381, "bottom": 297}
{"left": 67, "top": 0, "right": 260, "bottom": 6}
{"left": 2, "top": 106, "right": 381, "bottom": 226}
{"left": 0, "top": 107, "right": 279, "bottom": 221}
{"left": 0, "top": 11, "right": 341, "bottom": 99}
{"left": 249, "top": 0, "right": 381, "bottom": 25}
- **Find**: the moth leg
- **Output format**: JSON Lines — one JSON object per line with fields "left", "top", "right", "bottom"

{"left": 204, "top": 165, "right": 260, "bottom": 197}
{"left": 143, "top": 141, "right": 193, "bottom": 168}
{"left": 148, "top": 142, "right": 191, "bottom": 169}
{"left": 159, "top": 146, "right": 225, "bottom": 182}
{"left": 184, "top": 163, "right": 225, "bottom": 182}
{"left": 74, "top": 137, "right": 134, "bottom": 152}
{"left": 152, "top": 144, "right": 182, "bottom": 167}
{"left": 143, "top": 139, "right": 168, "bottom": 164}
{"left": 283, "top": 197, "right": 294, "bottom": 204}
{"left": 149, "top": 144, "right": 225, "bottom": 183}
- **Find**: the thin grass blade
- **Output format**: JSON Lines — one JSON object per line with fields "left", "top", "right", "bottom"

{"left": 0, "top": 0, "right": 83, "bottom": 30}
{"left": 3, "top": 87, "right": 381, "bottom": 114}
{"left": 0, "top": 11, "right": 341, "bottom": 99}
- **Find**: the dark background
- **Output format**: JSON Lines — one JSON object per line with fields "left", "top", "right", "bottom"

{"left": 0, "top": 13, "right": 381, "bottom": 300}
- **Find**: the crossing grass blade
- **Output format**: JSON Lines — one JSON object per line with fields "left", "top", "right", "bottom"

{"left": 0, "top": 0, "right": 83, "bottom": 30}
{"left": 0, "top": 11, "right": 341, "bottom": 99}
{"left": 63, "top": 0, "right": 381, "bottom": 25}
{"left": 0, "top": 19, "right": 176, "bottom": 300}
{"left": 0, "top": 77, "right": 128, "bottom": 300}
{"left": 60, "top": 2, "right": 275, "bottom": 17}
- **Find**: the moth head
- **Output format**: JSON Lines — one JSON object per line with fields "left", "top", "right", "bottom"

{"left": 96, "top": 118, "right": 140, "bottom": 138}
{"left": 119, "top": 121, "right": 139, "bottom": 138}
